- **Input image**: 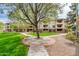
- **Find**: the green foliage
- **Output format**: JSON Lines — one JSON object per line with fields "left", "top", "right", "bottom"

{"left": 0, "top": 32, "right": 29, "bottom": 56}
{"left": 66, "top": 32, "right": 77, "bottom": 42}
{"left": 10, "top": 23, "right": 18, "bottom": 29}
{"left": 66, "top": 22, "right": 76, "bottom": 33}
{"left": 67, "top": 4, "right": 76, "bottom": 35}
{"left": 40, "top": 18, "right": 51, "bottom": 24}
{"left": 8, "top": 3, "right": 60, "bottom": 24}
{"left": 67, "top": 3, "right": 76, "bottom": 23}
{"left": 0, "top": 22, "right": 4, "bottom": 31}
{"left": 66, "top": 23, "right": 74, "bottom": 32}
{"left": 10, "top": 21, "right": 30, "bottom": 29}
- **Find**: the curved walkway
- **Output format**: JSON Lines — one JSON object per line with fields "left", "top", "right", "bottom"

{"left": 22, "top": 33, "right": 76, "bottom": 56}
{"left": 22, "top": 33, "right": 49, "bottom": 56}
{"left": 28, "top": 45, "right": 49, "bottom": 56}
{"left": 45, "top": 34, "right": 76, "bottom": 56}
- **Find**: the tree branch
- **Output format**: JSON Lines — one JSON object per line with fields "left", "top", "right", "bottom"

{"left": 37, "top": 4, "right": 53, "bottom": 23}
{"left": 29, "top": 3, "right": 35, "bottom": 13}
{"left": 19, "top": 4, "right": 36, "bottom": 26}
{"left": 37, "top": 4, "right": 44, "bottom": 13}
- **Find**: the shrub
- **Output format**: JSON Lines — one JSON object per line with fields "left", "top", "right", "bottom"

{"left": 66, "top": 32, "right": 77, "bottom": 42}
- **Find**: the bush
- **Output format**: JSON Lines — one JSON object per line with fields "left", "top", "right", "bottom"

{"left": 66, "top": 32, "right": 77, "bottom": 42}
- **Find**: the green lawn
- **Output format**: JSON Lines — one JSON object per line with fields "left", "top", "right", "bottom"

{"left": 0, "top": 32, "right": 29, "bottom": 56}
{"left": 29, "top": 32, "right": 59, "bottom": 36}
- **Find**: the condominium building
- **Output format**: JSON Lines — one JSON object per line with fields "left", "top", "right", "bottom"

{"left": 38, "top": 19, "right": 67, "bottom": 32}
{"left": 4, "top": 19, "right": 67, "bottom": 33}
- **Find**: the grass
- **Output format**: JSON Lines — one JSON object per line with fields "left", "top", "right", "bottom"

{"left": 0, "top": 32, "right": 29, "bottom": 56}
{"left": 29, "top": 32, "right": 59, "bottom": 36}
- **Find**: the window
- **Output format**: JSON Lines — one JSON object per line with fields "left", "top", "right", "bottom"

{"left": 43, "top": 29, "right": 48, "bottom": 31}
{"left": 6, "top": 23, "right": 9, "bottom": 25}
{"left": 57, "top": 24, "right": 62, "bottom": 27}
{"left": 52, "top": 25, "right": 55, "bottom": 28}
{"left": 43, "top": 25, "right": 48, "bottom": 27}
{"left": 57, "top": 29, "right": 62, "bottom": 31}
{"left": 57, "top": 20, "right": 62, "bottom": 23}
{"left": 27, "top": 29, "right": 33, "bottom": 32}
{"left": 29, "top": 26, "right": 33, "bottom": 28}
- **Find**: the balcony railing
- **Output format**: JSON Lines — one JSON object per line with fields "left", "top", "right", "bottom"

{"left": 57, "top": 20, "right": 62, "bottom": 23}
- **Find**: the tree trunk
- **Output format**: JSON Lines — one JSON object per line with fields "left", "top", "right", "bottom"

{"left": 35, "top": 25, "right": 40, "bottom": 39}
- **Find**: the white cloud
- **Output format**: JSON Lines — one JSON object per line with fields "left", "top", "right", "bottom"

{"left": 0, "top": 18, "right": 10, "bottom": 23}
{"left": 58, "top": 3, "right": 71, "bottom": 19}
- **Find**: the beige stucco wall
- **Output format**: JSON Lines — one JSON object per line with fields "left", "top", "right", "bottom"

{"left": 38, "top": 19, "right": 66, "bottom": 31}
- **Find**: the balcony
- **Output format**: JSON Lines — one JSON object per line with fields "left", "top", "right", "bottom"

{"left": 43, "top": 25, "right": 48, "bottom": 29}
{"left": 56, "top": 20, "right": 63, "bottom": 25}
{"left": 52, "top": 25, "right": 55, "bottom": 29}
{"left": 28, "top": 26, "right": 33, "bottom": 29}
{"left": 56, "top": 24, "right": 63, "bottom": 28}
{"left": 57, "top": 20, "right": 62, "bottom": 23}
{"left": 57, "top": 29, "right": 63, "bottom": 32}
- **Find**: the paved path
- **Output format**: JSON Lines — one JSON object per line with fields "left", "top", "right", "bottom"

{"left": 22, "top": 33, "right": 77, "bottom": 56}
{"left": 45, "top": 34, "right": 76, "bottom": 56}
{"left": 21, "top": 32, "right": 49, "bottom": 56}
{"left": 28, "top": 45, "right": 49, "bottom": 56}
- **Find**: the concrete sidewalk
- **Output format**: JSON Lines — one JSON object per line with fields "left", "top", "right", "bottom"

{"left": 28, "top": 45, "right": 49, "bottom": 56}
{"left": 45, "top": 33, "right": 76, "bottom": 56}
{"left": 21, "top": 32, "right": 49, "bottom": 56}
{"left": 45, "top": 33, "right": 67, "bottom": 38}
{"left": 22, "top": 32, "right": 72, "bottom": 56}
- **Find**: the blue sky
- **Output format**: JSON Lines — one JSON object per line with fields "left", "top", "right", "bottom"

{"left": 58, "top": 3, "right": 71, "bottom": 19}
{"left": 0, "top": 13, "right": 10, "bottom": 23}
{"left": 0, "top": 3, "right": 71, "bottom": 23}
{"left": 0, "top": 4, "right": 10, "bottom": 23}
